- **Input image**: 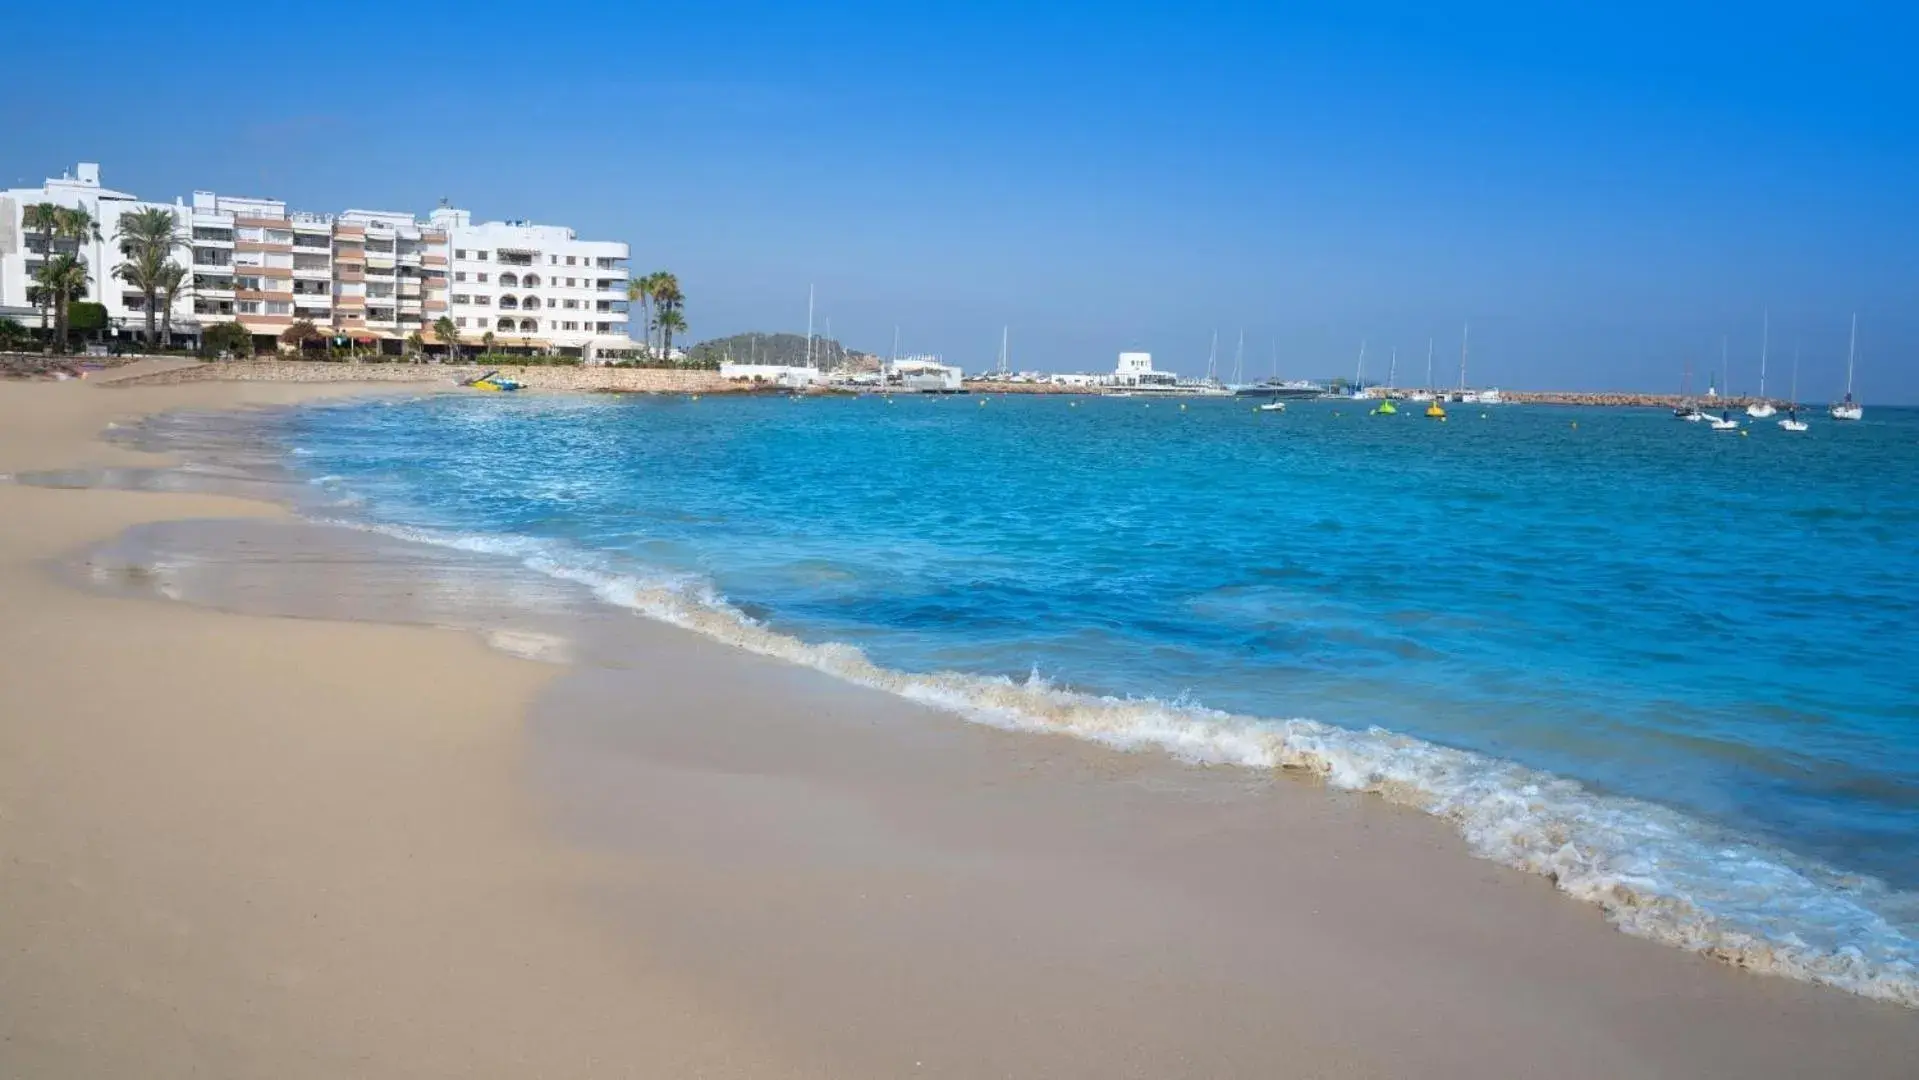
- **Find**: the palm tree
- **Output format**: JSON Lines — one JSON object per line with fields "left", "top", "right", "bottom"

{"left": 0, "top": 317, "right": 26, "bottom": 351}
{"left": 481, "top": 330, "right": 496, "bottom": 358}
{"left": 157, "top": 262, "right": 187, "bottom": 348}
{"left": 405, "top": 330, "right": 426, "bottom": 360}
{"left": 649, "top": 273, "right": 683, "bottom": 362}
{"left": 432, "top": 316, "right": 461, "bottom": 361}
{"left": 627, "top": 273, "right": 660, "bottom": 359}
{"left": 114, "top": 207, "right": 184, "bottom": 347}
{"left": 22, "top": 203, "right": 60, "bottom": 346}
{"left": 656, "top": 308, "right": 687, "bottom": 365}
{"left": 38, "top": 254, "right": 91, "bottom": 354}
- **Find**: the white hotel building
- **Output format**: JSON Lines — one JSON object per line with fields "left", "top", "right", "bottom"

{"left": 2, "top": 162, "right": 631, "bottom": 356}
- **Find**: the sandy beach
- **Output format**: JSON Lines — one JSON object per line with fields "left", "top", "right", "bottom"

{"left": 2, "top": 377, "right": 1915, "bottom": 1078}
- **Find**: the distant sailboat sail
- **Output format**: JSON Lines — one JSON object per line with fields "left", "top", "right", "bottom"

{"left": 1748, "top": 312, "right": 1776, "bottom": 418}
{"left": 1831, "top": 314, "right": 1863, "bottom": 420}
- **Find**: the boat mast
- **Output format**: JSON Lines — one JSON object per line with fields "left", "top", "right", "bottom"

{"left": 1845, "top": 312, "right": 1857, "bottom": 397}
{"left": 1206, "top": 330, "right": 1218, "bottom": 383}
{"left": 891, "top": 325, "right": 899, "bottom": 365}
{"left": 999, "top": 325, "right": 1009, "bottom": 375}
{"left": 1387, "top": 347, "right": 1397, "bottom": 390}
{"left": 804, "top": 284, "right": 815, "bottom": 369}
{"left": 1232, "top": 329, "right": 1244, "bottom": 386}
{"left": 1354, "top": 339, "right": 1366, "bottom": 390}
{"left": 1722, "top": 336, "right": 1729, "bottom": 398}
{"left": 1760, "top": 311, "right": 1769, "bottom": 398}
{"left": 1459, "top": 322, "right": 1469, "bottom": 391}
{"left": 1426, "top": 337, "right": 1434, "bottom": 391}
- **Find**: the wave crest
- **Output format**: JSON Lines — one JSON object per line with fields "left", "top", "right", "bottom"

{"left": 328, "top": 517, "right": 1919, "bottom": 1008}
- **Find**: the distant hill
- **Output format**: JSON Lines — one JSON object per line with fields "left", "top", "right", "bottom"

{"left": 686, "top": 332, "right": 877, "bottom": 371}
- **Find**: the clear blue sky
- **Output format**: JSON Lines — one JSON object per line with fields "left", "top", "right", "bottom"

{"left": 10, "top": 1, "right": 1915, "bottom": 397}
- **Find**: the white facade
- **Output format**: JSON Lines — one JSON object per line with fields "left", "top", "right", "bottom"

{"left": 3, "top": 161, "right": 639, "bottom": 356}
{"left": 1113, "top": 351, "right": 1178, "bottom": 388}
{"left": 721, "top": 362, "right": 821, "bottom": 387}
{"left": 886, "top": 356, "right": 964, "bottom": 392}
{"left": 433, "top": 207, "right": 631, "bottom": 357}
{"left": 1, "top": 163, "right": 191, "bottom": 340}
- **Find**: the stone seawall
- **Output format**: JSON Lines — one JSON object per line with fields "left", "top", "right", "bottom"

{"left": 103, "top": 361, "right": 736, "bottom": 394}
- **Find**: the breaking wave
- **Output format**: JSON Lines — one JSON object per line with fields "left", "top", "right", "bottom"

{"left": 319, "top": 516, "right": 1919, "bottom": 1009}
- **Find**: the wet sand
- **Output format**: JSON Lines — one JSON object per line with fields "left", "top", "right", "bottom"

{"left": 2, "top": 379, "right": 1915, "bottom": 1078}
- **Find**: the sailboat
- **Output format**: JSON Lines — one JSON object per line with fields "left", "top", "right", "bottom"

{"left": 1349, "top": 340, "right": 1368, "bottom": 399}
{"left": 1747, "top": 313, "right": 1777, "bottom": 417}
{"left": 1779, "top": 348, "right": 1809, "bottom": 431}
{"left": 1830, "top": 314, "right": 1863, "bottom": 420}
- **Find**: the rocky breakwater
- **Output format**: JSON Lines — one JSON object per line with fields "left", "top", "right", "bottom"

{"left": 1502, "top": 391, "right": 1780, "bottom": 408}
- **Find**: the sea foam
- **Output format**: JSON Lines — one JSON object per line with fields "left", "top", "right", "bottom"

{"left": 322, "top": 517, "right": 1919, "bottom": 1008}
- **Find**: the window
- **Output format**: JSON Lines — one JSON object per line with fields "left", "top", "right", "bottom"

{"left": 454, "top": 271, "right": 466, "bottom": 282}
{"left": 473, "top": 296, "right": 490, "bottom": 306}
{"left": 456, "top": 317, "right": 468, "bottom": 327}
{"left": 475, "top": 251, "right": 487, "bottom": 260}
{"left": 564, "top": 321, "right": 579, "bottom": 331}
{"left": 549, "top": 254, "right": 557, "bottom": 264}
{"left": 563, "top": 299, "right": 578, "bottom": 309}
{"left": 454, "top": 249, "right": 466, "bottom": 259}
{"left": 452, "top": 294, "right": 470, "bottom": 304}
{"left": 477, "top": 272, "right": 488, "bottom": 283}
{"left": 566, "top": 255, "right": 576, "bottom": 265}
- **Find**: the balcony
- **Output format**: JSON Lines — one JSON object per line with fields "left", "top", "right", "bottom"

{"left": 192, "top": 230, "right": 235, "bottom": 246}
{"left": 193, "top": 249, "right": 234, "bottom": 268}
{"left": 495, "top": 250, "right": 536, "bottom": 266}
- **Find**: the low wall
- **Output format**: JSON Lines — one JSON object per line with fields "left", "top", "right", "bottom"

{"left": 104, "top": 360, "right": 736, "bottom": 394}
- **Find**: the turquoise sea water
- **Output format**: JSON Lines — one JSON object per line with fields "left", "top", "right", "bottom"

{"left": 274, "top": 392, "right": 1919, "bottom": 1003}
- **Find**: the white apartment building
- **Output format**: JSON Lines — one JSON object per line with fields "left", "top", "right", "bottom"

{"left": 3, "top": 162, "right": 631, "bottom": 357}
{"left": 430, "top": 208, "right": 633, "bottom": 359}
{"left": 0, "top": 163, "right": 189, "bottom": 340}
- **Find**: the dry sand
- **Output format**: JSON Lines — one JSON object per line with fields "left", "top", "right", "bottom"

{"left": 1, "top": 378, "right": 1914, "bottom": 1078}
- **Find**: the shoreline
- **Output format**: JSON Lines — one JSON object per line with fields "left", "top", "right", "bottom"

{"left": 4, "top": 379, "right": 1917, "bottom": 1077}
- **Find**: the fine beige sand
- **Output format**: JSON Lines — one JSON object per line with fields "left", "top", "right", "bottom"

{"left": 2, "top": 378, "right": 1914, "bottom": 1078}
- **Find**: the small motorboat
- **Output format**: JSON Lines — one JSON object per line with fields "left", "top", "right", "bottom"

{"left": 1257, "top": 399, "right": 1286, "bottom": 412}
{"left": 1778, "top": 408, "right": 1809, "bottom": 432}
{"left": 465, "top": 370, "right": 523, "bottom": 392}
{"left": 1708, "top": 411, "right": 1740, "bottom": 430}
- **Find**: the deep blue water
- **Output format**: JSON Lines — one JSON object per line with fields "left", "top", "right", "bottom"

{"left": 274, "top": 391, "right": 1919, "bottom": 1000}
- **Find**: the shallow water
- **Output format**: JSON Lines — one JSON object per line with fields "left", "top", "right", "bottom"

{"left": 79, "top": 392, "right": 1919, "bottom": 1005}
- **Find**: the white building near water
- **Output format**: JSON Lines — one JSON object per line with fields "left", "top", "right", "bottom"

{"left": 887, "top": 355, "right": 964, "bottom": 392}
{"left": 720, "top": 361, "right": 821, "bottom": 387}
{"left": 0, "top": 163, "right": 189, "bottom": 340}
{"left": 1112, "top": 351, "right": 1179, "bottom": 389}
{"left": 2, "top": 161, "right": 633, "bottom": 357}
{"left": 430, "top": 208, "right": 632, "bottom": 359}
